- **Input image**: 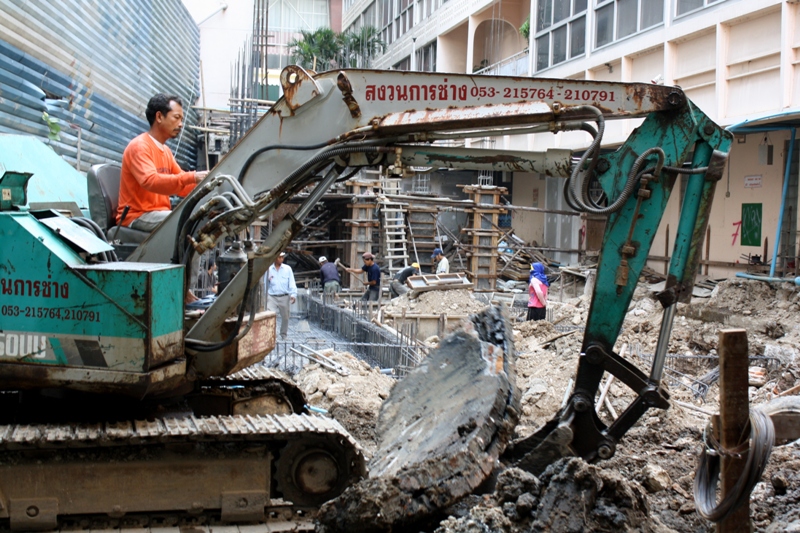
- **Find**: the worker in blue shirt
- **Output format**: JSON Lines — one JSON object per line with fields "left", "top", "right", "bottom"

{"left": 267, "top": 251, "right": 297, "bottom": 339}
{"left": 319, "top": 256, "right": 341, "bottom": 294}
{"left": 343, "top": 252, "right": 381, "bottom": 301}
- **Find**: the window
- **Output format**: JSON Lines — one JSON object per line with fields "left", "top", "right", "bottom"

{"left": 415, "top": 40, "right": 437, "bottom": 71}
{"left": 676, "top": 0, "right": 722, "bottom": 17}
{"left": 594, "top": 0, "right": 663, "bottom": 49}
{"left": 393, "top": 56, "right": 411, "bottom": 71}
{"left": 534, "top": 0, "right": 587, "bottom": 72}
{"left": 378, "top": 0, "right": 436, "bottom": 46}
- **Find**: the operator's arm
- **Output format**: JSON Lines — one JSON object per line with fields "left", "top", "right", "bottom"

{"left": 126, "top": 143, "right": 198, "bottom": 196}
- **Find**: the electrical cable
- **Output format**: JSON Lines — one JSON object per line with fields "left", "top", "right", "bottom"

{"left": 693, "top": 407, "right": 775, "bottom": 523}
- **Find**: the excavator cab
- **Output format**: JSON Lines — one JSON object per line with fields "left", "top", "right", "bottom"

{"left": 86, "top": 163, "right": 150, "bottom": 258}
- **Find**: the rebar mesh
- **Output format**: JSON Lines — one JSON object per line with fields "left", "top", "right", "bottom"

{"left": 263, "top": 291, "right": 425, "bottom": 377}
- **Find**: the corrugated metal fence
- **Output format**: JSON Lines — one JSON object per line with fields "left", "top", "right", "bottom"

{"left": 0, "top": 0, "right": 200, "bottom": 172}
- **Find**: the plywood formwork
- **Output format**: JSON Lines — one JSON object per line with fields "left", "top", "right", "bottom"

{"left": 460, "top": 185, "right": 508, "bottom": 291}
{"left": 344, "top": 180, "right": 379, "bottom": 288}
{"left": 343, "top": 178, "right": 402, "bottom": 287}
{"left": 406, "top": 206, "right": 439, "bottom": 271}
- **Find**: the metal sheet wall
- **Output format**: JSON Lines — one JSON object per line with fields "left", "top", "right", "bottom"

{"left": 0, "top": 0, "right": 200, "bottom": 172}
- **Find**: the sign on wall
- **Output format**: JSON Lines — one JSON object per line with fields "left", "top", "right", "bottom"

{"left": 744, "top": 175, "right": 762, "bottom": 188}
{"left": 741, "top": 203, "right": 762, "bottom": 247}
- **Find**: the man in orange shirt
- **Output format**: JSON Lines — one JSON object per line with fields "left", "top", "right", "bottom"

{"left": 117, "top": 93, "right": 208, "bottom": 231}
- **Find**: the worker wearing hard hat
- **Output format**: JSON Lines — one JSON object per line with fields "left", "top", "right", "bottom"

{"left": 431, "top": 248, "right": 449, "bottom": 274}
{"left": 390, "top": 262, "right": 420, "bottom": 298}
{"left": 319, "top": 256, "right": 341, "bottom": 294}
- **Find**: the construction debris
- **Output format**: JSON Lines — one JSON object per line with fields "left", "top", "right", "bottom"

{"left": 300, "top": 276, "right": 800, "bottom": 532}
{"left": 294, "top": 349, "right": 395, "bottom": 455}
{"left": 318, "top": 306, "right": 518, "bottom": 533}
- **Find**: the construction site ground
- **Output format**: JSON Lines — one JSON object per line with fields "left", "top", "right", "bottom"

{"left": 282, "top": 278, "right": 800, "bottom": 532}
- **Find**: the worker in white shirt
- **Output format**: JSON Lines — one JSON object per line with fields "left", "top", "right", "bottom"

{"left": 431, "top": 248, "right": 449, "bottom": 274}
{"left": 267, "top": 251, "right": 297, "bottom": 340}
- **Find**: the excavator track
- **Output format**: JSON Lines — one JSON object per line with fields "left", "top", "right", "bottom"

{"left": 0, "top": 413, "right": 366, "bottom": 531}
{"left": 192, "top": 366, "right": 308, "bottom": 416}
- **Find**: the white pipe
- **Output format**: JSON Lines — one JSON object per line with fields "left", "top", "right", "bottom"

{"left": 198, "top": 3, "right": 228, "bottom": 25}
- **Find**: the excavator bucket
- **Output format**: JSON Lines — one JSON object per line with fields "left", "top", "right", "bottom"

{"left": 318, "top": 306, "right": 520, "bottom": 532}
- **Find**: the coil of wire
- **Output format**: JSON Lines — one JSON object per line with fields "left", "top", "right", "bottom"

{"left": 693, "top": 407, "right": 775, "bottom": 522}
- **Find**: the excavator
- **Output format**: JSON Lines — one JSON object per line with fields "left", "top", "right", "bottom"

{"left": 0, "top": 65, "right": 730, "bottom": 531}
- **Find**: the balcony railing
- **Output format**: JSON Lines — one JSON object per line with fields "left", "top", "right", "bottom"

{"left": 474, "top": 50, "right": 529, "bottom": 77}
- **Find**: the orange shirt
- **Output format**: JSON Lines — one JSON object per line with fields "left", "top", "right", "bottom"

{"left": 117, "top": 133, "right": 197, "bottom": 226}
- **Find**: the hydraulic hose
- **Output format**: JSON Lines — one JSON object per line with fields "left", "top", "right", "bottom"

{"left": 70, "top": 217, "right": 119, "bottom": 262}
{"left": 253, "top": 143, "right": 395, "bottom": 199}
{"left": 185, "top": 258, "right": 256, "bottom": 352}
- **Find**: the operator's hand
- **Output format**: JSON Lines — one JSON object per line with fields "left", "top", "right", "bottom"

{"left": 195, "top": 170, "right": 209, "bottom": 182}
{"left": 290, "top": 296, "right": 296, "bottom": 304}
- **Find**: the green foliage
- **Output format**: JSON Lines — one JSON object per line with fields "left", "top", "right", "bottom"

{"left": 41, "top": 112, "right": 61, "bottom": 141}
{"left": 288, "top": 26, "right": 386, "bottom": 71}
{"left": 473, "top": 59, "right": 489, "bottom": 72}
{"left": 341, "top": 26, "right": 387, "bottom": 68}
{"left": 520, "top": 16, "right": 530, "bottom": 41}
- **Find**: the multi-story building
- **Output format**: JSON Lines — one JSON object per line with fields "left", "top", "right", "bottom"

{"left": 184, "top": 0, "right": 342, "bottom": 110}
{"left": 345, "top": 0, "right": 800, "bottom": 277}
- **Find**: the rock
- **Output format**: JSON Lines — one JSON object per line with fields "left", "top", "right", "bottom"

{"left": 678, "top": 502, "right": 696, "bottom": 514}
{"left": 642, "top": 463, "right": 671, "bottom": 493}
{"left": 533, "top": 458, "right": 650, "bottom": 531}
{"left": 572, "top": 313, "right": 582, "bottom": 325}
{"left": 521, "top": 379, "right": 548, "bottom": 405}
{"left": 771, "top": 473, "right": 788, "bottom": 495}
{"left": 516, "top": 492, "right": 537, "bottom": 516}
{"left": 495, "top": 467, "right": 539, "bottom": 504}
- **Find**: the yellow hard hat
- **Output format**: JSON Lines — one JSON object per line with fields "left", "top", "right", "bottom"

{"left": 412, "top": 262, "right": 420, "bottom": 269}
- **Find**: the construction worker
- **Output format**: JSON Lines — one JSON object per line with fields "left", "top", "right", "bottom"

{"left": 319, "top": 256, "right": 341, "bottom": 294}
{"left": 267, "top": 252, "right": 297, "bottom": 339}
{"left": 342, "top": 252, "right": 382, "bottom": 301}
{"left": 432, "top": 248, "right": 449, "bottom": 274}
{"left": 390, "top": 262, "right": 419, "bottom": 298}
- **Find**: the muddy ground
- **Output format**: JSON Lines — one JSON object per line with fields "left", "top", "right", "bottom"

{"left": 296, "top": 278, "right": 800, "bottom": 532}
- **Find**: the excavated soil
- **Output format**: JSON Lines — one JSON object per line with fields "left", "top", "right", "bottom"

{"left": 300, "top": 278, "right": 800, "bottom": 532}
{"left": 294, "top": 349, "right": 395, "bottom": 456}
{"left": 381, "top": 289, "right": 490, "bottom": 316}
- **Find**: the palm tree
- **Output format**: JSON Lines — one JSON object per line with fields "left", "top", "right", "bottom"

{"left": 288, "top": 28, "right": 343, "bottom": 71}
{"left": 341, "top": 26, "right": 386, "bottom": 68}
{"left": 289, "top": 26, "right": 386, "bottom": 71}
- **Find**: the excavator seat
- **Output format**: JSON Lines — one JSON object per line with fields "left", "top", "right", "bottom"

{"left": 87, "top": 163, "right": 150, "bottom": 244}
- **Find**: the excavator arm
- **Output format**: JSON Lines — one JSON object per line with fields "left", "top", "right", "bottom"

{"left": 505, "top": 100, "right": 731, "bottom": 472}
{"left": 123, "top": 66, "right": 727, "bottom": 390}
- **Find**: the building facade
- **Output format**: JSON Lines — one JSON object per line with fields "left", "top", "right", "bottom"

{"left": 344, "top": 0, "right": 800, "bottom": 276}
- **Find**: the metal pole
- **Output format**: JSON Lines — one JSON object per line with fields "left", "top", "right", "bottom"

{"left": 771, "top": 128, "right": 795, "bottom": 278}
{"left": 650, "top": 302, "right": 677, "bottom": 384}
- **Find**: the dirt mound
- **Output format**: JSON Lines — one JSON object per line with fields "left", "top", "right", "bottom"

{"left": 436, "top": 459, "right": 674, "bottom": 533}
{"left": 294, "top": 350, "right": 395, "bottom": 455}
{"left": 382, "top": 289, "right": 489, "bottom": 315}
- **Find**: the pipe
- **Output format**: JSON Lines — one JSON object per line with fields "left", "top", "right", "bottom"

{"left": 771, "top": 128, "right": 795, "bottom": 278}
{"left": 198, "top": 3, "right": 229, "bottom": 26}
{"left": 735, "top": 272, "right": 800, "bottom": 285}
